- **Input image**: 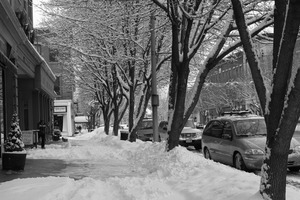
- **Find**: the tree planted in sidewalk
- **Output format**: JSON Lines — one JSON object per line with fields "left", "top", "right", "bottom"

{"left": 39, "top": 0, "right": 171, "bottom": 137}
{"left": 152, "top": 0, "right": 273, "bottom": 150}
{"left": 231, "top": 0, "right": 300, "bottom": 199}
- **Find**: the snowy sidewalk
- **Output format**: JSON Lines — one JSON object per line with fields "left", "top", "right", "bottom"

{"left": 1, "top": 134, "right": 133, "bottom": 183}
{"left": 0, "top": 158, "right": 67, "bottom": 183}
{"left": 0, "top": 128, "right": 300, "bottom": 200}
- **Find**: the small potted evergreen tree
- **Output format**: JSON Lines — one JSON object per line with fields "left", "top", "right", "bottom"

{"left": 2, "top": 112, "right": 27, "bottom": 170}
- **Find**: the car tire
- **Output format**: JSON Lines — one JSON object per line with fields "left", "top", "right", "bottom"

{"left": 234, "top": 153, "right": 247, "bottom": 171}
{"left": 204, "top": 148, "right": 211, "bottom": 160}
{"left": 288, "top": 167, "right": 300, "bottom": 172}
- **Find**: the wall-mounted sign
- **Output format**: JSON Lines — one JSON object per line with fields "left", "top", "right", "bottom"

{"left": 54, "top": 106, "right": 67, "bottom": 113}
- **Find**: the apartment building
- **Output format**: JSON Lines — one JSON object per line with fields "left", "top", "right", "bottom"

{"left": 200, "top": 38, "right": 300, "bottom": 123}
{"left": 34, "top": 29, "right": 76, "bottom": 136}
{"left": 0, "top": 0, "right": 56, "bottom": 153}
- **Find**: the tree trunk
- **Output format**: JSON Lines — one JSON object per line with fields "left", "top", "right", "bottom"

{"left": 112, "top": 63, "right": 120, "bottom": 136}
{"left": 167, "top": 22, "right": 179, "bottom": 150}
{"left": 113, "top": 110, "right": 119, "bottom": 136}
{"left": 101, "top": 104, "right": 111, "bottom": 135}
{"left": 128, "top": 60, "right": 136, "bottom": 142}
{"left": 231, "top": 0, "right": 300, "bottom": 199}
{"left": 167, "top": 59, "right": 190, "bottom": 150}
{"left": 90, "top": 112, "right": 95, "bottom": 130}
{"left": 261, "top": 1, "right": 300, "bottom": 199}
{"left": 117, "top": 100, "right": 128, "bottom": 126}
{"left": 167, "top": 67, "right": 179, "bottom": 149}
{"left": 260, "top": 137, "right": 290, "bottom": 200}
{"left": 261, "top": 63, "right": 300, "bottom": 200}
{"left": 104, "top": 116, "right": 110, "bottom": 135}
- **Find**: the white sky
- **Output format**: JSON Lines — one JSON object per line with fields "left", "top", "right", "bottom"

{"left": 32, "top": 0, "right": 46, "bottom": 27}
{"left": 0, "top": 127, "right": 299, "bottom": 200}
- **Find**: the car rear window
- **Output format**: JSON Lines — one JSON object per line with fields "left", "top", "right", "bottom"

{"left": 185, "top": 119, "right": 196, "bottom": 128}
{"left": 234, "top": 119, "right": 267, "bottom": 136}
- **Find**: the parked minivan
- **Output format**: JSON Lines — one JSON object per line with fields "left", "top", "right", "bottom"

{"left": 202, "top": 111, "right": 300, "bottom": 171}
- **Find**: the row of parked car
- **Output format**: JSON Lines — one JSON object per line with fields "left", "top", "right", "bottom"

{"left": 120, "top": 111, "right": 300, "bottom": 172}
{"left": 119, "top": 118, "right": 203, "bottom": 150}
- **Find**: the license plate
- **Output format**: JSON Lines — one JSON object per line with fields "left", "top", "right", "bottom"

{"left": 186, "top": 138, "right": 192, "bottom": 143}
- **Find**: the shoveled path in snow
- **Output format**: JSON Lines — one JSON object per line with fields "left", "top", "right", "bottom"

{"left": 51, "top": 139, "right": 135, "bottom": 180}
{"left": 0, "top": 139, "right": 134, "bottom": 183}
{"left": 0, "top": 158, "right": 67, "bottom": 183}
{"left": 1, "top": 134, "right": 300, "bottom": 191}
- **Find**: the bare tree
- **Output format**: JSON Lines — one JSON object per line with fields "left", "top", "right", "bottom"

{"left": 40, "top": 0, "right": 171, "bottom": 137}
{"left": 152, "top": 0, "right": 273, "bottom": 150}
{"left": 231, "top": 0, "right": 300, "bottom": 199}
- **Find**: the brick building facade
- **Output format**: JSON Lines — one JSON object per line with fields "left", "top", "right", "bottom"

{"left": 197, "top": 39, "right": 300, "bottom": 124}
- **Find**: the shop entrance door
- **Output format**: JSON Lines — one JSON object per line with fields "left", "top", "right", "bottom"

{"left": 54, "top": 115, "right": 63, "bottom": 131}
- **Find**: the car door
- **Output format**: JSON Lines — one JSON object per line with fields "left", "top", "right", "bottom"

{"left": 215, "top": 120, "right": 234, "bottom": 165}
{"left": 203, "top": 120, "right": 224, "bottom": 161}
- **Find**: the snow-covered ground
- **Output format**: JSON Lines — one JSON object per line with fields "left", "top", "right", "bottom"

{"left": 0, "top": 127, "right": 300, "bottom": 200}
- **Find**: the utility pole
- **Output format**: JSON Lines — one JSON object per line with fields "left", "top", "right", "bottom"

{"left": 150, "top": 10, "right": 159, "bottom": 142}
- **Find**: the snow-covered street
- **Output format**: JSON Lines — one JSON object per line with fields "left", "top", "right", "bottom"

{"left": 1, "top": 127, "right": 300, "bottom": 200}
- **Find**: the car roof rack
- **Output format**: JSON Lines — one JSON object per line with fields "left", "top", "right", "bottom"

{"left": 221, "top": 110, "right": 252, "bottom": 116}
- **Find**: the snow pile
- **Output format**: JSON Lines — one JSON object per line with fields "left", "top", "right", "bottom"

{"left": 0, "top": 127, "right": 299, "bottom": 200}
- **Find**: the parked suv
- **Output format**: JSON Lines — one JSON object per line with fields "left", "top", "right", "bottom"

{"left": 120, "top": 118, "right": 154, "bottom": 141}
{"left": 158, "top": 119, "right": 203, "bottom": 150}
{"left": 202, "top": 111, "right": 300, "bottom": 171}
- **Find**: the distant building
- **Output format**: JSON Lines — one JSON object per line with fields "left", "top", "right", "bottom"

{"left": 198, "top": 40, "right": 273, "bottom": 123}
{"left": 34, "top": 29, "right": 76, "bottom": 136}
{"left": 34, "top": 29, "right": 75, "bottom": 100}
{"left": 197, "top": 38, "right": 300, "bottom": 123}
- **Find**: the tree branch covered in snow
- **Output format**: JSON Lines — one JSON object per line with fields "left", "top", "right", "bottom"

{"left": 152, "top": 0, "right": 273, "bottom": 150}
{"left": 39, "top": 0, "right": 171, "bottom": 137}
{"left": 232, "top": 0, "right": 300, "bottom": 199}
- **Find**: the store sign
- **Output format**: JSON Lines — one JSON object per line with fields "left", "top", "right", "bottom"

{"left": 54, "top": 106, "right": 67, "bottom": 113}
{"left": 22, "top": 131, "right": 34, "bottom": 145}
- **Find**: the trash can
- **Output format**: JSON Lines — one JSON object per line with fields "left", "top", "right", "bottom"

{"left": 120, "top": 132, "right": 128, "bottom": 140}
{"left": 52, "top": 129, "right": 61, "bottom": 141}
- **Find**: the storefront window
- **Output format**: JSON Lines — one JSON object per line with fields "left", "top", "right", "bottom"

{"left": 0, "top": 68, "right": 3, "bottom": 152}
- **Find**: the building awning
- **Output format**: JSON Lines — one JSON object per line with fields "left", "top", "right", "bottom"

{"left": 74, "top": 116, "right": 88, "bottom": 123}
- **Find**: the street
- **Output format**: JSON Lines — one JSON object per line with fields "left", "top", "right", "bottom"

{"left": 286, "top": 172, "right": 300, "bottom": 188}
